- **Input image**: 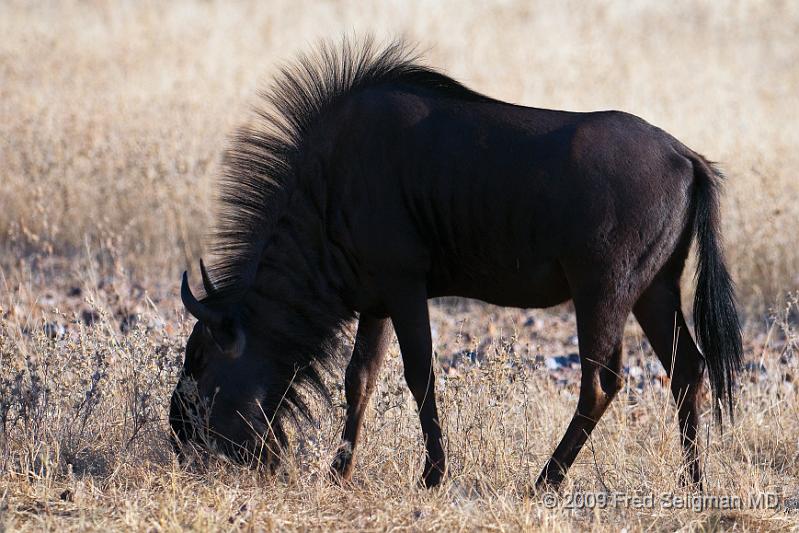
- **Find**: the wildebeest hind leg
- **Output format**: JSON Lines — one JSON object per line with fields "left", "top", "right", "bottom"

{"left": 633, "top": 279, "right": 705, "bottom": 489}
{"left": 535, "top": 290, "right": 627, "bottom": 490}
{"left": 331, "top": 315, "right": 392, "bottom": 483}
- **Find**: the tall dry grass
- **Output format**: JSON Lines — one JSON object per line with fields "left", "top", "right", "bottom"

{"left": 1, "top": 0, "right": 797, "bottom": 310}
{"left": 1, "top": 0, "right": 799, "bottom": 530}
{"left": 1, "top": 281, "right": 798, "bottom": 530}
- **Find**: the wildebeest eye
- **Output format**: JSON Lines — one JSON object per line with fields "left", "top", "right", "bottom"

{"left": 201, "top": 325, "right": 227, "bottom": 354}
{"left": 201, "top": 321, "right": 246, "bottom": 360}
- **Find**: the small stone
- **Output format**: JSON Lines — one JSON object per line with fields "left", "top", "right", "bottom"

{"left": 120, "top": 314, "right": 139, "bottom": 333}
{"left": 43, "top": 322, "right": 66, "bottom": 339}
{"left": 81, "top": 310, "right": 100, "bottom": 326}
{"left": 745, "top": 361, "right": 767, "bottom": 374}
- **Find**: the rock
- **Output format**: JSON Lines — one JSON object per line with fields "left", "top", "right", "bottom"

{"left": 546, "top": 353, "right": 580, "bottom": 369}
{"left": 148, "top": 316, "right": 166, "bottom": 330}
{"left": 81, "top": 310, "right": 100, "bottom": 326}
{"left": 544, "top": 357, "right": 560, "bottom": 370}
{"left": 783, "top": 494, "right": 799, "bottom": 512}
{"left": 645, "top": 361, "right": 663, "bottom": 375}
{"left": 120, "top": 314, "right": 139, "bottom": 333}
{"left": 477, "top": 338, "right": 494, "bottom": 357}
{"left": 626, "top": 365, "right": 643, "bottom": 379}
{"left": 43, "top": 322, "right": 66, "bottom": 339}
{"left": 745, "top": 361, "right": 767, "bottom": 374}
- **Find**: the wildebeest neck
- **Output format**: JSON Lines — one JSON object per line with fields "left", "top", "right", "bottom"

{"left": 235, "top": 197, "right": 357, "bottom": 433}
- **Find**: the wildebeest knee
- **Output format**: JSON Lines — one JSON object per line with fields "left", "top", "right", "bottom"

{"left": 599, "top": 366, "right": 624, "bottom": 397}
{"left": 345, "top": 367, "right": 371, "bottom": 399}
{"left": 672, "top": 356, "right": 706, "bottom": 390}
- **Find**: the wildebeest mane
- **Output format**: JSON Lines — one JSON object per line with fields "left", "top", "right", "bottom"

{"left": 198, "top": 37, "right": 494, "bottom": 450}
{"left": 206, "top": 36, "right": 493, "bottom": 298}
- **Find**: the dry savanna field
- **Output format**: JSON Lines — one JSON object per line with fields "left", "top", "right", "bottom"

{"left": 1, "top": 1, "right": 799, "bottom": 531}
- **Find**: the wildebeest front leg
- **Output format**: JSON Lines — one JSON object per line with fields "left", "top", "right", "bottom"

{"left": 386, "top": 282, "right": 445, "bottom": 488}
{"left": 536, "top": 295, "right": 626, "bottom": 490}
{"left": 331, "top": 315, "right": 391, "bottom": 482}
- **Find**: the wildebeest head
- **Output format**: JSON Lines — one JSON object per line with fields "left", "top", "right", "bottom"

{"left": 169, "top": 261, "right": 280, "bottom": 467}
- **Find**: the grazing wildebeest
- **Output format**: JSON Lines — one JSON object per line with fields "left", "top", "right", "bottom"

{"left": 170, "top": 38, "right": 743, "bottom": 490}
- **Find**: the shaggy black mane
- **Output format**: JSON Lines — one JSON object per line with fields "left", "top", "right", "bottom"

{"left": 206, "top": 36, "right": 492, "bottom": 297}
{"left": 195, "top": 37, "right": 495, "bottom": 450}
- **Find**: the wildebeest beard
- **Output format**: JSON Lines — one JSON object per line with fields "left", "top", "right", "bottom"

{"left": 170, "top": 260, "right": 356, "bottom": 465}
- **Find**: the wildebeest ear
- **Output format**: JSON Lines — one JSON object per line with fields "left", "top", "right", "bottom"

{"left": 206, "top": 321, "right": 246, "bottom": 359}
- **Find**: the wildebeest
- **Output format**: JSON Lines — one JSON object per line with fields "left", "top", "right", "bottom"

{"left": 170, "top": 38, "right": 743, "bottom": 490}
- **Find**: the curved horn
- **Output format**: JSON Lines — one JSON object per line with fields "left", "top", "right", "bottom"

{"left": 181, "top": 272, "right": 222, "bottom": 326}
{"left": 199, "top": 259, "right": 216, "bottom": 295}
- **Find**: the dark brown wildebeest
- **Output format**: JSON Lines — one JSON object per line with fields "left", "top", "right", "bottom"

{"left": 170, "top": 38, "right": 743, "bottom": 491}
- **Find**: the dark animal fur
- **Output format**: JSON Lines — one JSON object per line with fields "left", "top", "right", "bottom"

{"left": 691, "top": 160, "right": 744, "bottom": 422}
{"left": 172, "top": 37, "right": 744, "bottom": 488}
{"left": 210, "top": 38, "right": 489, "bottom": 295}
{"left": 191, "top": 38, "right": 500, "bottom": 445}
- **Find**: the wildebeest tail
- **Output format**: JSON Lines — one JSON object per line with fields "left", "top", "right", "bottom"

{"left": 688, "top": 150, "right": 744, "bottom": 426}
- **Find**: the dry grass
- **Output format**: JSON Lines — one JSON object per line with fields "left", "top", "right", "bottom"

{"left": 2, "top": 278, "right": 798, "bottom": 531}
{"left": 1, "top": 0, "right": 799, "bottom": 530}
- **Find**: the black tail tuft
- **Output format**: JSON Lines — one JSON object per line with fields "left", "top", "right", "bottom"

{"left": 690, "top": 155, "right": 744, "bottom": 426}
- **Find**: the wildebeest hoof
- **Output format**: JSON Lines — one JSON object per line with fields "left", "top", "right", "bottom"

{"left": 329, "top": 450, "right": 353, "bottom": 485}
{"left": 678, "top": 473, "right": 703, "bottom": 493}
{"left": 528, "top": 479, "right": 562, "bottom": 499}
{"left": 420, "top": 461, "right": 445, "bottom": 488}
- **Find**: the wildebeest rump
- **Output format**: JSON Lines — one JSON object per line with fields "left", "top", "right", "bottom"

{"left": 170, "top": 38, "right": 743, "bottom": 490}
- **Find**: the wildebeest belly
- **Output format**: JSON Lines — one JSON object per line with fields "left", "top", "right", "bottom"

{"left": 426, "top": 255, "right": 570, "bottom": 309}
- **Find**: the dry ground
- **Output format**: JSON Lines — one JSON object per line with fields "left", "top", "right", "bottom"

{"left": 1, "top": 1, "right": 799, "bottom": 531}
